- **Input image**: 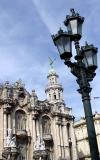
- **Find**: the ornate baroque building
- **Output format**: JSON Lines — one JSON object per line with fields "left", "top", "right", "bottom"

{"left": 0, "top": 68, "right": 78, "bottom": 160}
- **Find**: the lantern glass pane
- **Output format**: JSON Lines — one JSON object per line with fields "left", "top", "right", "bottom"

{"left": 93, "top": 52, "right": 97, "bottom": 66}
{"left": 70, "top": 19, "right": 77, "bottom": 34}
{"left": 55, "top": 37, "right": 64, "bottom": 55}
{"left": 78, "top": 22, "right": 82, "bottom": 36}
{"left": 55, "top": 36, "right": 71, "bottom": 55}
{"left": 85, "top": 51, "right": 93, "bottom": 67}
{"left": 82, "top": 58, "right": 88, "bottom": 68}
{"left": 67, "top": 23, "right": 72, "bottom": 33}
{"left": 63, "top": 36, "right": 71, "bottom": 53}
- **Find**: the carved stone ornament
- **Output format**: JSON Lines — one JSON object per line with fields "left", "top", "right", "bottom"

{"left": 34, "top": 134, "right": 45, "bottom": 151}
{"left": 2, "top": 147, "right": 18, "bottom": 160}
{"left": 2, "top": 147, "right": 11, "bottom": 160}
{"left": 18, "top": 94, "right": 30, "bottom": 108}
{"left": 37, "top": 100, "right": 51, "bottom": 114}
{"left": 5, "top": 129, "right": 16, "bottom": 148}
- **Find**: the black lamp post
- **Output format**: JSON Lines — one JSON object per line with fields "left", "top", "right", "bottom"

{"left": 52, "top": 8, "right": 100, "bottom": 160}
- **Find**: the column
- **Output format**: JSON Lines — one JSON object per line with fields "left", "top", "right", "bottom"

{"left": 36, "top": 119, "right": 40, "bottom": 136}
{"left": 32, "top": 116, "right": 36, "bottom": 149}
{"left": 26, "top": 113, "right": 29, "bottom": 132}
{"left": 8, "top": 113, "right": 11, "bottom": 129}
{"left": 60, "top": 91, "right": 63, "bottom": 101}
{"left": 52, "top": 118, "right": 58, "bottom": 160}
{"left": 56, "top": 89, "right": 59, "bottom": 100}
{"left": 62, "top": 121, "right": 70, "bottom": 159}
{"left": 70, "top": 121, "right": 78, "bottom": 160}
{"left": 3, "top": 111, "right": 7, "bottom": 147}
{"left": 59, "top": 124, "right": 64, "bottom": 158}
{"left": 51, "top": 90, "right": 54, "bottom": 101}
{"left": 53, "top": 116, "right": 61, "bottom": 159}
{"left": 56, "top": 119, "right": 61, "bottom": 158}
{"left": 28, "top": 114, "right": 32, "bottom": 160}
{"left": 12, "top": 113, "right": 15, "bottom": 134}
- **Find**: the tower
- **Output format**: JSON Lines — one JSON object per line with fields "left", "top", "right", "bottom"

{"left": 45, "top": 67, "right": 64, "bottom": 104}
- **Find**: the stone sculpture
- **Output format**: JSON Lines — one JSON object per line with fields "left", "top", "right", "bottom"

{"left": 6, "top": 129, "right": 16, "bottom": 148}
{"left": 34, "top": 134, "right": 45, "bottom": 151}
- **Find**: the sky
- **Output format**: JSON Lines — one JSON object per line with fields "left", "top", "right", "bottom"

{"left": 0, "top": 0, "right": 100, "bottom": 118}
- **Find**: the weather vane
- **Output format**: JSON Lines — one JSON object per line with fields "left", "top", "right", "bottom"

{"left": 49, "top": 57, "right": 56, "bottom": 69}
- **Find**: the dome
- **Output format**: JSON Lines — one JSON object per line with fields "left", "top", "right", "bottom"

{"left": 48, "top": 68, "right": 56, "bottom": 75}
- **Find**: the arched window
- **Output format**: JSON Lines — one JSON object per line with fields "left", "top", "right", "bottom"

{"left": 67, "top": 123, "right": 70, "bottom": 138}
{"left": 42, "top": 116, "right": 51, "bottom": 135}
{"left": 59, "top": 92, "right": 60, "bottom": 99}
{"left": 15, "top": 110, "right": 26, "bottom": 130}
{"left": 54, "top": 92, "right": 56, "bottom": 100}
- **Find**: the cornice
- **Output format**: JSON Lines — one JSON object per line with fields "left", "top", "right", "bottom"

{"left": 51, "top": 111, "right": 73, "bottom": 120}
{"left": 45, "top": 84, "right": 63, "bottom": 92}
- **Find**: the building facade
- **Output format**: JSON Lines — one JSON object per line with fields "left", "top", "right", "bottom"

{"left": 74, "top": 112, "right": 100, "bottom": 160}
{"left": 0, "top": 68, "right": 78, "bottom": 160}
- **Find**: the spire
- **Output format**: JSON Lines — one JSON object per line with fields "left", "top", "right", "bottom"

{"left": 49, "top": 57, "right": 56, "bottom": 69}
{"left": 48, "top": 57, "right": 58, "bottom": 78}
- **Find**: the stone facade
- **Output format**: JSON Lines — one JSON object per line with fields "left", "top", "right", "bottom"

{"left": 74, "top": 112, "right": 100, "bottom": 160}
{"left": 0, "top": 69, "right": 78, "bottom": 160}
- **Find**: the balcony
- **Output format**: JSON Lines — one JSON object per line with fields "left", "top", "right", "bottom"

{"left": 33, "top": 150, "right": 48, "bottom": 160}
{"left": 43, "top": 134, "right": 53, "bottom": 142}
{"left": 16, "top": 129, "right": 27, "bottom": 138}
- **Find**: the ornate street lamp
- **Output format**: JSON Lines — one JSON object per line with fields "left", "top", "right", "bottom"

{"left": 52, "top": 28, "right": 72, "bottom": 60}
{"left": 52, "top": 8, "right": 100, "bottom": 160}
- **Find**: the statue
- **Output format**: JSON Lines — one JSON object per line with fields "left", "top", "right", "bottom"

{"left": 6, "top": 129, "right": 16, "bottom": 148}
{"left": 40, "top": 140, "right": 45, "bottom": 150}
{"left": 10, "top": 136, "right": 16, "bottom": 147}
{"left": 34, "top": 134, "right": 41, "bottom": 150}
{"left": 34, "top": 134, "right": 45, "bottom": 151}
{"left": 30, "top": 90, "right": 38, "bottom": 107}
{"left": 6, "top": 129, "right": 12, "bottom": 147}
{"left": 17, "top": 79, "right": 25, "bottom": 88}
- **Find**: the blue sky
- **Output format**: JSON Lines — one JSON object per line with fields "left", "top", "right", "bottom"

{"left": 0, "top": 0, "right": 100, "bottom": 118}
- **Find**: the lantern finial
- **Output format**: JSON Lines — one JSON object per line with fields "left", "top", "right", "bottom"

{"left": 58, "top": 28, "right": 63, "bottom": 34}
{"left": 70, "top": 8, "right": 79, "bottom": 17}
{"left": 70, "top": 8, "right": 75, "bottom": 16}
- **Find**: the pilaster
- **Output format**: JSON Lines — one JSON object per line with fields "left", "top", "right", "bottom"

{"left": 59, "top": 124, "right": 64, "bottom": 158}
{"left": 62, "top": 120, "right": 70, "bottom": 159}
{"left": 8, "top": 114, "right": 11, "bottom": 129}
{"left": 36, "top": 119, "right": 40, "bottom": 137}
{"left": 70, "top": 121, "right": 79, "bottom": 160}
{"left": 3, "top": 111, "right": 7, "bottom": 147}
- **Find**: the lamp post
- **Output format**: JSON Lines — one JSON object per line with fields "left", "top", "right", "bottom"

{"left": 52, "top": 8, "right": 100, "bottom": 160}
